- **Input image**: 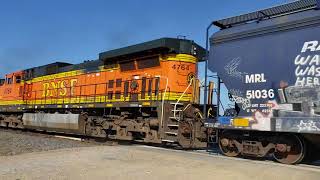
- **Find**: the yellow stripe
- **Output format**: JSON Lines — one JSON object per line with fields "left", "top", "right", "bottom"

{"left": 19, "top": 93, "right": 190, "bottom": 105}
{"left": 233, "top": 118, "right": 249, "bottom": 127}
{"left": 0, "top": 100, "right": 24, "bottom": 105}
{"left": 160, "top": 54, "right": 197, "bottom": 63}
{"left": 142, "top": 102, "right": 150, "bottom": 106}
{"left": 0, "top": 92, "right": 192, "bottom": 106}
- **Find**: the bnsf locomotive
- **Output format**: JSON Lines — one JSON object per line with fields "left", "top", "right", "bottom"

{"left": 0, "top": 38, "right": 210, "bottom": 148}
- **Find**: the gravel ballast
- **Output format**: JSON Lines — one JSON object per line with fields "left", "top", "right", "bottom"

{"left": 0, "top": 129, "right": 96, "bottom": 156}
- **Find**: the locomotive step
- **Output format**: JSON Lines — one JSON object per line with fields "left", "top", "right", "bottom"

{"left": 169, "top": 117, "right": 180, "bottom": 120}
{"left": 107, "top": 135, "right": 117, "bottom": 139}
{"left": 167, "top": 124, "right": 179, "bottom": 127}
{"left": 170, "top": 103, "right": 183, "bottom": 105}
{"left": 161, "top": 139, "right": 176, "bottom": 143}
{"left": 165, "top": 132, "right": 178, "bottom": 135}
{"left": 171, "top": 109, "right": 182, "bottom": 112}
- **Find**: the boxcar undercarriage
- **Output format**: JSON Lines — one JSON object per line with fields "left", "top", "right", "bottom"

{"left": 213, "top": 129, "right": 320, "bottom": 164}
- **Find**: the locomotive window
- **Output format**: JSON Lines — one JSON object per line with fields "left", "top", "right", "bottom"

{"left": 108, "top": 91, "right": 113, "bottom": 100}
{"left": 141, "top": 77, "right": 146, "bottom": 99}
{"left": 115, "top": 91, "right": 121, "bottom": 99}
{"left": 137, "top": 57, "right": 160, "bottom": 69}
{"left": 108, "top": 80, "right": 114, "bottom": 88}
{"left": 29, "top": 69, "right": 34, "bottom": 79}
{"left": 116, "top": 78, "right": 122, "bottom": 87}
{"left": 46, "top": 65, "right": 58, "bottom": 75}
{"left": 25, "top": 69, "right": 34, "bottom": 80}
{"left": 19, "top": 87, "right": 23, "bottom": 96}
{"left": 104, "top": 60, "right": 118, "bottom": 69}
{"left": 124, "top": 81, "right": 129, "bottom": 97}
{"left": 120, "top": 61, "right": 135, "bottom": 71}
{"left": 155, "top": 78, "right": 160, "bottom": 96}
{"left": 7, "top": 78, "right": 13, "bottom": 84}
{"left": 0, "top": 79, "right": 4, "bottom": 86}
{"left": 148, "top": 79, "right": 153, "bottom": 96}
{"left": 15, "top": 76, "right": 21, "bottom": 83}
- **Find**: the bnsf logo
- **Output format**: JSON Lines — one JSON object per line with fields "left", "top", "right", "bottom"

{"left": 42, "top": 79, "right": 77, "bottom": 97}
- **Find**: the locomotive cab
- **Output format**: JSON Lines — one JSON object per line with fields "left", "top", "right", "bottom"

{"left": 0, "top": 79, "right": 4, "bottom": 86}
{"left": 0, "top": 71, "right": 24, "bottom": 106}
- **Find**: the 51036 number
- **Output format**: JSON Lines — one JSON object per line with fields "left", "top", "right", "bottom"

{"left": 246, "top": 89, "right": 274, "bottom": 99}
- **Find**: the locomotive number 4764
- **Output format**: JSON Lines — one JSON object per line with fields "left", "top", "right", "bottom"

{"left": 171, "top": 64, "right": 190, "bottom": 71}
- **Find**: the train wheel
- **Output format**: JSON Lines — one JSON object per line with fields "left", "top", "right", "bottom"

{"left": 218, "top": 131, "right": 240, "bottom": 157}
{"left": 273, "top": 134, "right": 306, "bottom": 164}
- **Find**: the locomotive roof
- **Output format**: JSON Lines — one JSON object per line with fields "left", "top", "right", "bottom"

{"left": 24, "top": 62, "right": 72, "bottom": 73}
{"left": 22, "top": 60, "right": 102, "bottom": 80}
{"left": 19, "top": 38, "right": 205, "bottom": 80}
{"left": 99, "top": 38, "right": 206, "bottom": 62}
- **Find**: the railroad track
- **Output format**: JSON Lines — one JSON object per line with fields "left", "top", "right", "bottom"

{"left": 1, "top": 127, "right": 320, "bottom": 170}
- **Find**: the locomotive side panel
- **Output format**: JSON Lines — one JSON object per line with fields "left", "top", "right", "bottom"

{"left": 24, "top": 54, "right": 197, "bottom": 108}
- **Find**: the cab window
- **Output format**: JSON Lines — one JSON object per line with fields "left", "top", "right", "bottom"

{"left": 116, "top": 78, "right": 122, "bottom": 87}
{"left": 7, "top": 77, "right": 13, "bottom": 84}
{"left": 104, "top": 60, "right": 118, "bottom": 69}
{"left": 120, "top": 61, "right": 136, "bottom": 71}
{"left": 0, "top": 79, "right": 4, "bottom": 86}
{"left": 15, "top": 76, "right": 21, "bottom": 83}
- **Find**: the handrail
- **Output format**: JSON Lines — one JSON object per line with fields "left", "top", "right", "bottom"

{"left": 173, "top": 78, "right": 194, "bottom": 120}
{"left": 24, "top": 89, "right": 192, "bottom": 105}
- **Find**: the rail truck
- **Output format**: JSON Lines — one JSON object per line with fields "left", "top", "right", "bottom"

{"left": 206, "top": 0, "right": 320, "bottom": 164}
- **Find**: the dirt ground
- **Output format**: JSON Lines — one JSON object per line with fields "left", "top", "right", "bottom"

{"left": 0, "top": 145, "right": 319, "bottom": 180}
{"left": 0, "top": 129, "right": 319, "bottom": 180}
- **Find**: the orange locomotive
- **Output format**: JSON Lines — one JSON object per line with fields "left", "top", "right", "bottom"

{"left": 0, "top": 38, "right": 209, "bottom": 148}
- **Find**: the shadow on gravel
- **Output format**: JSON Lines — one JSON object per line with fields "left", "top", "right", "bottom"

{"left": 301, "top": 160, "right": 320, "bottom": 166}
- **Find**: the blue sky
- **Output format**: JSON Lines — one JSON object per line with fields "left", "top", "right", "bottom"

{"left": 0, "top": 0, "right": 291, "bottom": 109}
{"left": 0, "top": 0, "right": 291, "bottom": 76}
